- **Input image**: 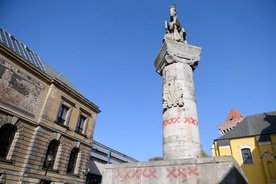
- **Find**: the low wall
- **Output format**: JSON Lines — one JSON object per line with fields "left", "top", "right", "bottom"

{"left": 102, "top": 156, "right": 247, "bottom": 184}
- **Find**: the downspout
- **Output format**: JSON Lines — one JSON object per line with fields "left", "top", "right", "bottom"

{"left": 107, "top": 149, "right": 111, "bottom": 164}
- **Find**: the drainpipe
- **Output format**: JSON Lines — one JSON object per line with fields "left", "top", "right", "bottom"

{"left": 107, "top": 150, "right": 111, "bottom": 164}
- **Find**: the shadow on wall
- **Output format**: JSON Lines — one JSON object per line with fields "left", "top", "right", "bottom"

{"left": 260, "top": 113, "right": 276, "bottom": 142}
{"left": 220, "top": 166, "right": 247, "bottom": 184}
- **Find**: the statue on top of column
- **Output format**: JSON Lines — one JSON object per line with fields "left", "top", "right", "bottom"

{"left": 163, "top": 5, "right": 187, "bottom": 43}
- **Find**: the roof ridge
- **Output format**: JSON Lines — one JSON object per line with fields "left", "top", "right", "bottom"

{"left": 246, "top": 110, "right": 276, "bottom": 118}
{"left": 225, "top": 108, "right": 243, "bottom": 122}
{"left": 215, "top": 110, "right": 276, "bottom": 141}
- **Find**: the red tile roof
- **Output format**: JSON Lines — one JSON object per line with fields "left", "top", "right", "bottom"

{"left": 219, "top": 108, "right": 244, "bottom": 134}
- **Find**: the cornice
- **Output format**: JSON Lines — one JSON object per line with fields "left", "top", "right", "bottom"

{"left": 1, "top": 43, "right": 100, "bottom": 114}
{"left": 154, "top": 40, "right": 202, "bottom": 75}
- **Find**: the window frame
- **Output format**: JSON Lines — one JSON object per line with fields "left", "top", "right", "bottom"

{"left": 76, "top": 115, "right": 86, "bottom": 134}
{"left": 241, "top": 148, "right": 253, "bottom": 164}
{"left": 55, "top": 97, "right": 75, "bottom": 127}
{"left": 0, "top": 124, "right": 16, "bottom": 160}
{"left": 66, "top": 147, "right": 79, "bottom": 174}
{"left": 56, "top": 104, "right": 69, "bottom": 125}
{"left": 43, "top": 140, "right": 59, "bottom": 169}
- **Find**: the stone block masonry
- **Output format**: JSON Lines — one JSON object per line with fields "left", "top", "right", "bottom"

{"left": 103, "top": 156, "right": 247, "bottom": 184}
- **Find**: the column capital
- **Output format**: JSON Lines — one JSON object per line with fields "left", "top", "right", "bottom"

{"left": 154, "top": 40, "right": 202, "bottom": 75}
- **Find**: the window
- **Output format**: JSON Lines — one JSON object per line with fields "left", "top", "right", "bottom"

{"left": 56, "top": 104, "right": 69, "bottom": 124}
{"left": 241, "top": 148, "right": 253, "bottom": 164}
{"left": 268, "top": 161, "right": 276, "bottom": 179}
{"left": 0, "top": 124, "right": 15, "bottom": 159}
{"left": 0, "top": 173, "right": 6, "bottom": 184}
{"left": 86, "top": 174, "right": 102, "bottom": 184}
{"left": 67, "top": 148, "right": 79, "bottom": 174}
{"left": 43, "top": 140, "right": 59, "bottom": 169}
{"left": 40, "top": 180, "right": 52, "bottom": 184}
{"left": 76, "top": 115, "right": 86, "bottom": 133}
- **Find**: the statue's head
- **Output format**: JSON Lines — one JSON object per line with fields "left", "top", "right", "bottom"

{"left": 169, "top": 4, "right": 177, "bottom": 17}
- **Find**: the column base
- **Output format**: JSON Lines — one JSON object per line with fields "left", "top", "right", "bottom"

{"left": 102, "top": 156, "right": 247, "bottom": 184}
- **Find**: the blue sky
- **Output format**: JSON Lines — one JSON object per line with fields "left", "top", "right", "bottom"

{"left": 1, "top": 0, "right": 275, "bottom": 161}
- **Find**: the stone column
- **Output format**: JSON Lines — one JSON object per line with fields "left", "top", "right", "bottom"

{"left": 154, "top": 39, "right": 202, "bottom": 160}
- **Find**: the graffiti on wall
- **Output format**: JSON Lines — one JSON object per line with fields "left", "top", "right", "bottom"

{"left": 166, "top": 166, "right": 199, "bottom": 178}
{"left": 115, "top": 166, "right": 199, "bottom": 181}
{"left": 116, "top": 168, "right": 157, "bottom": 180}
{"left": 163, "top": 116, "right": 198, "bottom": 127}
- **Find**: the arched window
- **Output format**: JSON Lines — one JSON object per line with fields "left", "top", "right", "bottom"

{"left": 43, "top": 140, "right": 59, "bottom": 169}
{"left": 67, "top": 148, "right": 79, "bottom": 174}
{"left": 268, "top": 161, "right": 276, "bottom": 179}
{"left": 241, "top": 148, "right": 253, "bottom": 164}
{"left": 0, "top": 124, "right": 16, "bottom": 158}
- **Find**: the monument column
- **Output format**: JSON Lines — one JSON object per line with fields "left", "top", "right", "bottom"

{"left": 103, "top": 5, "right": 247, "bottom": 184}
{"left": 103, "top": 5, "right": 247, "bottom": 183}
{"left": 154, "top": 40, "right": 202, "bottom": 160}
{"left": 154, "top": 5, "right": 202, "bottom": 160}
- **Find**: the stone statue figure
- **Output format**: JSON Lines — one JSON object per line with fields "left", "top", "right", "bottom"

{"left": 163, "top": 5, "right": 187, "bottom": 43}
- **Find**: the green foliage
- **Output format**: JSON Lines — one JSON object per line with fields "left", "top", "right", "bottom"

{"left": 201, "top": 146, "right": 209, "bottom": 157}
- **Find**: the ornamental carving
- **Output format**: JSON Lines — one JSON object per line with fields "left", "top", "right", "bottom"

{"left": 0, "top": 59, "right": 45, "bottom": 114}
{"left": 261, "top": 151, "right": 275, "bottom": 160}
{"left": 163, "top": 81, "right": 184, "bottom": 111}
{"left": 165, "top": 54, "right": 198, "bottom": 70}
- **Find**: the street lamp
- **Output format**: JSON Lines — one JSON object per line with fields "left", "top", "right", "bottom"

{"left": 40, "top": 153, "right": 53, "bottom": 184}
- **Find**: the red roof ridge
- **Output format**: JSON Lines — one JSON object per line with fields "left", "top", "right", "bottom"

{"left": 218, "top": 108, "right": 245, "bottom": 134}
{"left": 225, "top": 108, "right": 244, "bottom": 122}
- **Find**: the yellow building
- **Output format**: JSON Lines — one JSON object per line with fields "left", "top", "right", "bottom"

{"left": 0, "top": 27, "right": 100, "bottom": 183}
{"left": 213, "top": 110, "right": 276, "bottom": 184}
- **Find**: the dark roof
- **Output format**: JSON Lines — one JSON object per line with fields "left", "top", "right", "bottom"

{"left": 0, "top": 27, "right": 78, "bottom": 92}
{"left": 215, "top": 110, "right": 276, "bottom": 140}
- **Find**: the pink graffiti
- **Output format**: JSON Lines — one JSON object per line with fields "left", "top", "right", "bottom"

{"left": 163, "top": 117, "right": 181, "bottom": 127}
{"left": 116, "top": 168, "right": 157, "bottom": 180}
{"left": 166, "top": 166, "right": 199, "bottom": 178}
{"left": 184, "top": 117, "right": 198, "bottom": 126}
{"left": 163, "top": 117, "right": 198, "bottom": 127}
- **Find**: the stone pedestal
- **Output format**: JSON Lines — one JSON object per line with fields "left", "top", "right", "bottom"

{"left": 154, "top": 40, "right": 202, "bottom": 159}
{"left": 103, "top": 156, "right": 247, "bottom": 184}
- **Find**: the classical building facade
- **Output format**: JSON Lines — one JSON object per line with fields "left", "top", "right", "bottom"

{"left": 86, "top": 140, "right": 138, "bottom": 184}
{"left": 0, "top": 27, "right": 100, "bottom": 184}
{"left": 212, "top": 110, "right": 276, "bottom": 184}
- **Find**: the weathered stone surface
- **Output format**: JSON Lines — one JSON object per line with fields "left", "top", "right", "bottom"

{"left": 155, "top": 40, "right": 201, "bottom": 159}
{"left": 0, "top": 31, "right": 100, "bottom": 184}
{"left": 154, "top": 40, "right": 201, "bottom": 75}
{"left": 0, "top": 58, "right": 46, "bottom": 120}
{"left": 103, "top": 156, "right": 247, "bottom": 184}
{"left": 163, "top": 5, "right": 187, "bottom": 43}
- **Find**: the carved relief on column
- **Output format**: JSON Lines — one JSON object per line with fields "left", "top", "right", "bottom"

{"left": 163, "top": 80, "right": 184, "bottom": 111}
